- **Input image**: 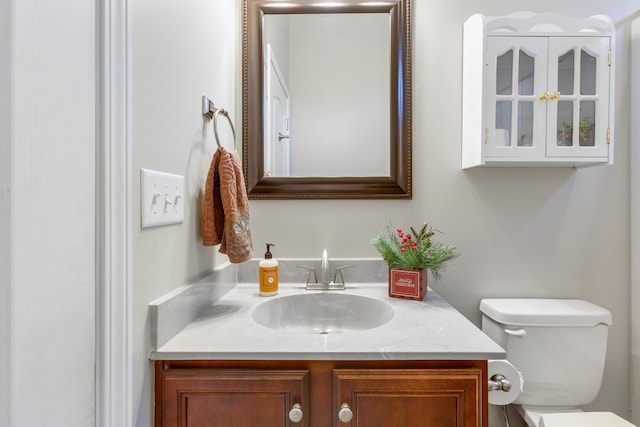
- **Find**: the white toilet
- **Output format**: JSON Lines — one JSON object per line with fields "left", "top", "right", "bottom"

{"left": 480, "top": 298, "right": 635, "bottom": 427}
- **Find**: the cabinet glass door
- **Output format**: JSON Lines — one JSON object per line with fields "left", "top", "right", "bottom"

{"left": 485, "top": 37, "right": 547, "bottom": 158}
{"left": 546, "top": 37, "right": 610, "bottom": 157}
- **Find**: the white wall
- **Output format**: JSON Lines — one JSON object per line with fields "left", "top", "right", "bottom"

{"left": 2, "top": 1, "right": 97, "bottom": 426}
{"left": 631, "top": 15, "right": 640, "bottom": 426}
{"left": 289, "top": 14, "right": 390, "bottom": 176}
{"left": 130, "top": 1, "right": 638, "bottom": 426}
{"left": 264, "top": 14, "right": 290, "bottom": 85}
{"left": 0, "top": 0, "right": 12, "bottom": 421}
{"left": 131, "top": 1, "right": 239, "bottom": 426}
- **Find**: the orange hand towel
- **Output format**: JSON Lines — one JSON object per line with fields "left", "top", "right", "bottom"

{"left": 202, "top": 148, "right": 254, "bottom": 263}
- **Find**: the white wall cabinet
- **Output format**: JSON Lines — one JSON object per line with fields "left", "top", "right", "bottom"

{"left": 462, "top": 12, "right": 615, "bottom": 168}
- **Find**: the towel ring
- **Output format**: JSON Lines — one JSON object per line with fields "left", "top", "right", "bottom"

{"left": 202, "top": 95, "right": 237, "bottom": 152}
{"left": 213, "top": 109, "right": 237, "bottom": 152}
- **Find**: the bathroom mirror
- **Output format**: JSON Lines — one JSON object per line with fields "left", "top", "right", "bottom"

{"left": 243, "top": 0, "right": 412, "bottom": 199}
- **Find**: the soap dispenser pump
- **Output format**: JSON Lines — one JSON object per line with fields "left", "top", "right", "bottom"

{"left": 259, "top": 243, "right": 278, "bottom": 296}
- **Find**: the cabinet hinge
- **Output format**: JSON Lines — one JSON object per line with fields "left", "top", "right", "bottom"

{"left": 607, "top": 128, "right": 611, "bottom": 144}
{"left": 484, "top": 128, "right": 488, "bottom": 144}
{"left": 608, "top": 50, "right": 611, "bottom": 66}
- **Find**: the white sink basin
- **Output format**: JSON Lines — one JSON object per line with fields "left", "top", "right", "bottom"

{"left": 252, "top": 293, "right": 394, "bottom": 334}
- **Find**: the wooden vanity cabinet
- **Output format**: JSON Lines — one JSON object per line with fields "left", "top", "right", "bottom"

{"left": 334, "top": 368, "right": 484, "bottom": 426}
{"left": 157, "top": 367, "right": 309, "bottom": 427}
{"left": 155, "top": 360, "right": 487, "bottom": 427}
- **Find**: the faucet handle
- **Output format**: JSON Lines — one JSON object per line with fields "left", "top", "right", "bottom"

{"left": 296, "top": 265, "right": 317, "bottom": 285}
{"left": 334, "top": 264, "right": 355, "bottom": 286}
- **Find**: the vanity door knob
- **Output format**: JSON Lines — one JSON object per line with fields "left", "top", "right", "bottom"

{"left": 289, "top": 403, "right": 304, "bottom": 423}
{"left": 338, "top": 403, "right": 353, "bottom": 423}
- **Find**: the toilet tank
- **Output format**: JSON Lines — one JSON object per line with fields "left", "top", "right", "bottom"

{"left": 480, "top": 299, "right": 612, "bottom": 408}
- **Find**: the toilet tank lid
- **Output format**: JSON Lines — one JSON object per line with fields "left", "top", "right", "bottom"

{"left": 480, "top": 299, "right": 612, "bottom": 327}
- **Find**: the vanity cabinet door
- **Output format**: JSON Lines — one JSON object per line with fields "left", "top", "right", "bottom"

{"left": 158, "top": 369, "right": 309, "bottom": 427}
{"left": 333, "top": 368, "right": 483, "bottom": 427}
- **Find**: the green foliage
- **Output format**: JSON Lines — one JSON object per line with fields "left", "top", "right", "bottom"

{"left": 371, "top": 222, "right": 458, "bottom": 280}
{"left": 561, "top": 117, "right": 595, "bottom": 140}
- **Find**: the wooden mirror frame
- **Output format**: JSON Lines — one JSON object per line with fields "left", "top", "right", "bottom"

{"left": 242, "top": 0, "right": 412, "bottom": 199}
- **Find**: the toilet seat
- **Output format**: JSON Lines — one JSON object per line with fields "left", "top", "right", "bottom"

{"left": 516, "top": 406, "right": 582, "bottom": 426}
{"left": 540, "top": 412, "right": 636, "bottom": 427}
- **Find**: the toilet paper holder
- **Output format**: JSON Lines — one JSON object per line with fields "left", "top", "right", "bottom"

{"left": 488, "top": 374, "right": 512, "bottom": 392}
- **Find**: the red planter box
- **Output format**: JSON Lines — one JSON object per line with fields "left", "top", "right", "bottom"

{"left": 388, "top": 267, "right": 427, "bottom": 300}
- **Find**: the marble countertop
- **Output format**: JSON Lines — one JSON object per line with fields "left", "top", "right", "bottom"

{"left": 151, "top": 282, "right": 505, "bottom": 361}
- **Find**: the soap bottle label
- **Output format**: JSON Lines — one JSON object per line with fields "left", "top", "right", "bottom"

{"left": 259, "top": 267, "right": 278, "bottom": 294}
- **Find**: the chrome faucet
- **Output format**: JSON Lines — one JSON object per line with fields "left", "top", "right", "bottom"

{"left": 319, "top": 249, "right": 331, "bottom": 285}
{"left": 297, "top": 249, "right": 354, "bottom": 290}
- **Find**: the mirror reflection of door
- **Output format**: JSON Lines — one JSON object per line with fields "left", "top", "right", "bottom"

{"left": 265, "top": 44, "right": 291, "bottom": 177}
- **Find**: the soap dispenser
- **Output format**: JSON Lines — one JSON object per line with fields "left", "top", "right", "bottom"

{"left": 259, "top": 243, "right": 278, "bottom": 296}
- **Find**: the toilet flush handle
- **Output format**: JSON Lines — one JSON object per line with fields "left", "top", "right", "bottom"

{"left": 504, "top": 328, "right": 526, "bottom": 337}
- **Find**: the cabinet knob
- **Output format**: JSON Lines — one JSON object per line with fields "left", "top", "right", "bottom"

{"left": 539, "top": 91, "right": 560, "bottom": 100}
{"left": 289, "top": 403, "right": 304, "bottom": 423}
{"left": 338, "top": 403, "right": 353, "bottom": 423}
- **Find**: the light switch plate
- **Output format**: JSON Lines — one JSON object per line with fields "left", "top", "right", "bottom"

{"left": 140, "top": 168, "right": 185, "bottom": 228}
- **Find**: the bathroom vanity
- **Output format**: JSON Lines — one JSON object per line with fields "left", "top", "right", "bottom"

{"left": 150, "top": 273, "right": 504, "bottom": 427}
{"left": 155, "top": 358, "right": 486, "bottom": 426}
